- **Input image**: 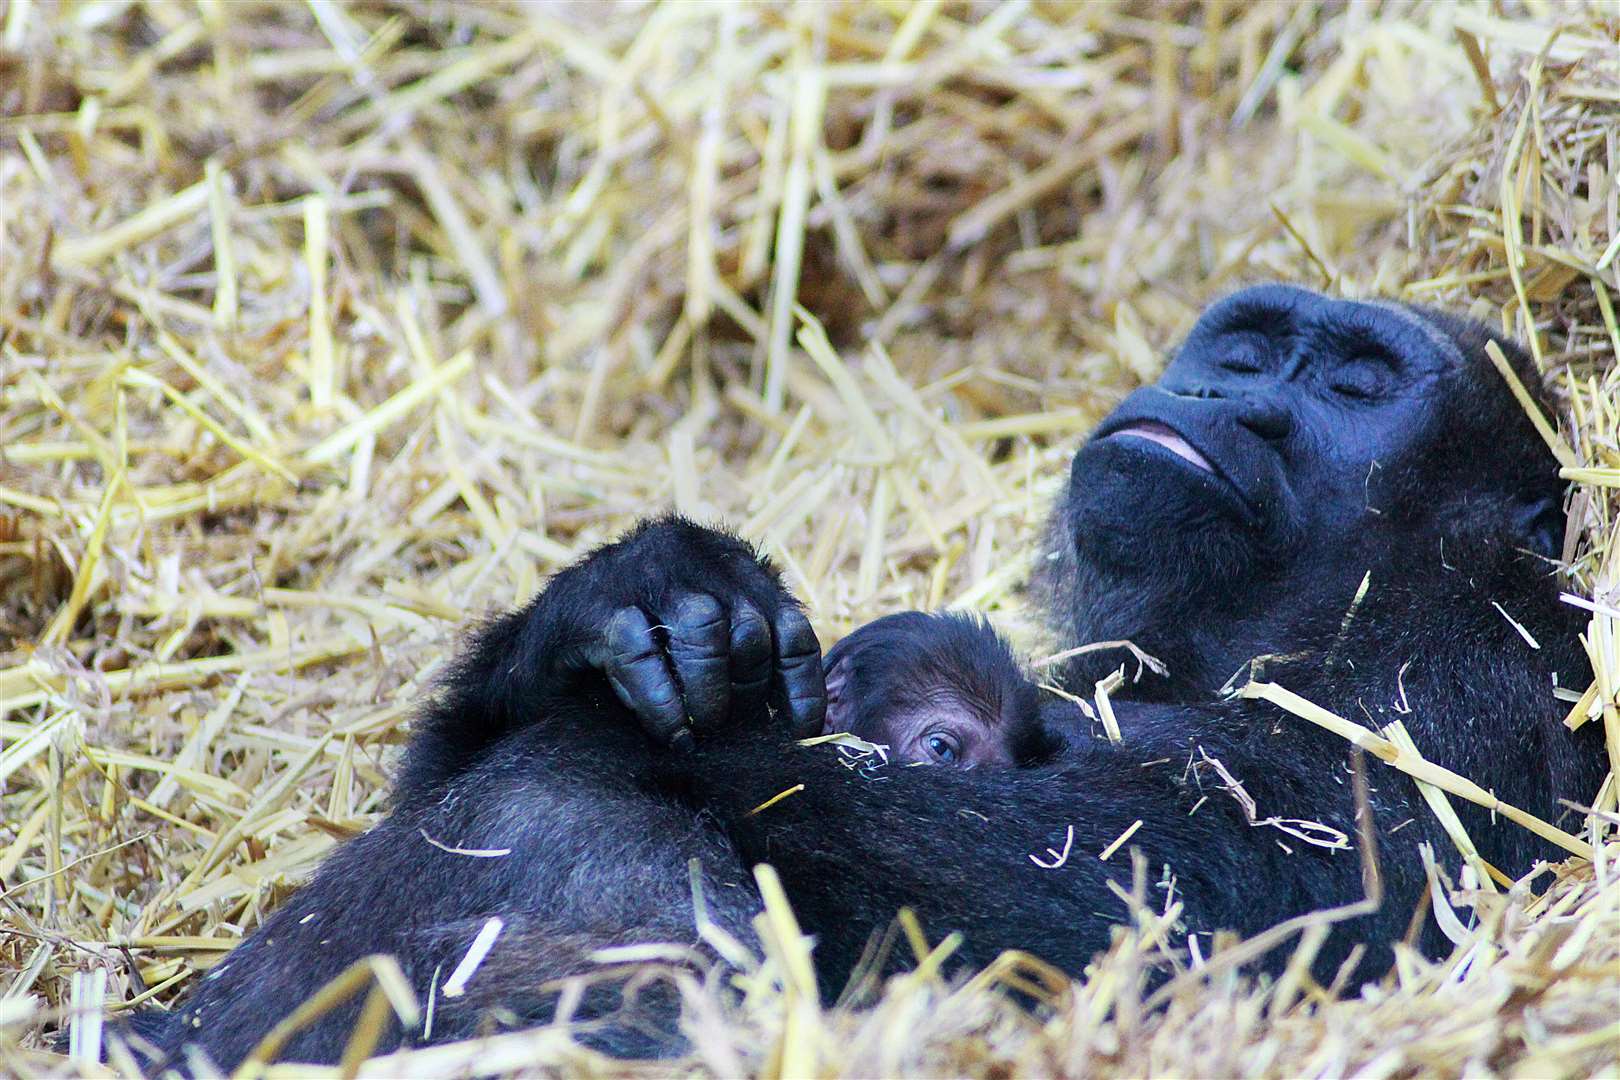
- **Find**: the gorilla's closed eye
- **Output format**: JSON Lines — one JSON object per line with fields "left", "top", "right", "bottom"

{"left": 1326, "top": 351, "right": 1398, "bottom": 401}
{"left": 1328, "top": 368, "right": 1381, "bottom": 400}
{"left": 1221, "top": 355, "right": 1264, "bottom": 375}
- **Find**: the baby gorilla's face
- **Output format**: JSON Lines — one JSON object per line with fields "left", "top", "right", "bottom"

{"left": 826, "top": 677, "right": 1013, "bottom": 766}
{"left": 821, "top": 612, "right": 1056, "bottom": 768}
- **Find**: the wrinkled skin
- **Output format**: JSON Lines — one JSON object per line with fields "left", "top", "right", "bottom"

{"left": 125, "top": 287, "right": 1603, "bottom": 1071}
{"left": 823, "top": 612, "right": 1069, "bottom": 768}
{"left": 1045, "top": 286, "right": 1566, "bottom": 698}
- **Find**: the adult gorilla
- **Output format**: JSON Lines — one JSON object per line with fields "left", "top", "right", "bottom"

{"left": 130, "top": 286, "right": 1603, "bottom": 1069}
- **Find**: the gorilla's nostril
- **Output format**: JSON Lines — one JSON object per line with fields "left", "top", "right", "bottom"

{"left": 1239, "top": 405, "right": 1293, "bottom": 440}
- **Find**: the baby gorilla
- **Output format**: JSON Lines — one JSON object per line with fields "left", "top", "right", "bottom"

{"left": 822, "top": 612, "right": 1067, "bottom": 767}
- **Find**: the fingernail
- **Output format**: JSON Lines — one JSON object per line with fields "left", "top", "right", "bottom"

{"left": 670, "top": 727, "right": 696, "bottom": 753}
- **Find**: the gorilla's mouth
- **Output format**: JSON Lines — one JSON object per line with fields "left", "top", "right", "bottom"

{"left": 1108, "top": 422, "right": 1214, "bottom": 473}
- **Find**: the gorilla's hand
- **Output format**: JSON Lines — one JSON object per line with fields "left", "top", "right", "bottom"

{"left": 529, "top": 516, "right": 825, "bottom": 748}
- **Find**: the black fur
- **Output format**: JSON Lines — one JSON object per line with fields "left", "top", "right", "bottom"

{"left": 121, "top": 287, "right": 1605, "bottom": 1070}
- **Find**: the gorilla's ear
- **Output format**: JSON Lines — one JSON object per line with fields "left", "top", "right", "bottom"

{"left": 1511, "top": 491, "right": 1566, "bottom": 560}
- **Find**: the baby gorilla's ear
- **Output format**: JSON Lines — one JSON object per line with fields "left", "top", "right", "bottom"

{"left": 820, "top": 613, "right": 927, "bottom": 739}
{"left": 822, "top": 657, "right": 855, "bottom": 736}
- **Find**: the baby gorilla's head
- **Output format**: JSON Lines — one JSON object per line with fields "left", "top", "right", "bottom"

{"left": 822, "top": 612, "right": 1062, "bottom": 767}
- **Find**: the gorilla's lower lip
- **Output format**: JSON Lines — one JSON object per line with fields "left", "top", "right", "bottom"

{"left": 1108, "top": 422, "right": 1214, "bottom": 473}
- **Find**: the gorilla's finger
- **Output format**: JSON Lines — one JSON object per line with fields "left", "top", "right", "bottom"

{"left": 772, "top": 607, "right": 826, "bottom": 738}
{"left": 603, "top": 606, "right": 688, "bottom": 745}
{"left": 664, "top": 593, "right": 730, "bottom": 733}
{"left": 727, "top": 598, "right": 773, "bottom": 724}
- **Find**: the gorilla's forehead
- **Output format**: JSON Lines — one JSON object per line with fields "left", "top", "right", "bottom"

{"left": 1189, "top": 285, "right": 1471, "bottom": 375}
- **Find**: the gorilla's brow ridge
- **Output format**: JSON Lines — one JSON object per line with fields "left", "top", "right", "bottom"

{"left": 1367, "top": 300, "right": 1468, "bottom": 369}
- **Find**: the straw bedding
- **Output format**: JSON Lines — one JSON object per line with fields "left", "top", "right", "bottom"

{"left": 0, "top": 1, "right": 1615, "bottom": 1075}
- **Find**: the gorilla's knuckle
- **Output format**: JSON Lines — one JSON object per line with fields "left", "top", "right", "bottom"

{"left": 785, "top": 681, "right": 825, "bottom": 705}
{"left": 670, "top": 592, "right": 725, "bottom": 628}
{"left": 775, "top": 612, "right": 819, "bottom": 656}
{"left": 606, "top": 627, "right": 659, "bottom": 664}
{"left": 731, "top": 672, "right": 770, "bottom": 693}
{"left": 638, "top": 681, "right": 682, "bottom": 710}
{"left": 729, "top": 628, "right": 771, "bottom": 667}
{"left": 668, "top": 633, "right": 729, "bottom": 662}
{"left": 730, "top": 601, "right": 768, "bottom": 631}
{"left": 674, "top": 655, "right": 729, "bottom": 681}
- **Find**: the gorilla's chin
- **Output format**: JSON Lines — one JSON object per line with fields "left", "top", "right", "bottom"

{"left": 1064, "top": 441, "right": 1258, "bottom": 593}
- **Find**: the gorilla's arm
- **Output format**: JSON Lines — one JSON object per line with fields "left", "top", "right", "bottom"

{"left": 398, "top": 516, "right": 826, "bottom": 798}
{"left": 135, "top": 719, "right": 765, "bottom": 1070}
{"left": 657, "top": 701, "right": 1420, "bottom": 991}
{"left": 134, "top": 518, "right": 829, "bottom": 1069}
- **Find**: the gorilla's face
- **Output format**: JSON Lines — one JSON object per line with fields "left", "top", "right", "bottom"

{"left": 1065, "top": 285, "right": 1464, "bottom": 593}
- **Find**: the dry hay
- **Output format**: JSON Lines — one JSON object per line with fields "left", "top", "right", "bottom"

{"left": 0, "top": 0, "right": 1616, "bottom": 1076}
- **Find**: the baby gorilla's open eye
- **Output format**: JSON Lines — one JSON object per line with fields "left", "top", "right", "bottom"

{"left": 923, "top": 732, "right": 960, "bottom": 764}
